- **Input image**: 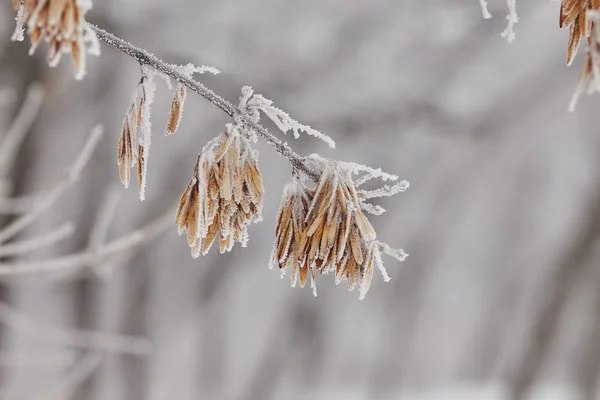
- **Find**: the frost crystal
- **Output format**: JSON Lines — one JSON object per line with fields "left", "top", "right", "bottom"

{"left": 479, "top": 0, "right": 493, "bottom": 19}
{"left": 480, "top": 0, "right": 518, "bottom": 42}
{"left": 239, "top": 87, "right": 336, "bottom": 149}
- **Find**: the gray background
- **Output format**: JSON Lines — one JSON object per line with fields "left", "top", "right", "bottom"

{"left": 0, "top": 0, "right": 598, "bottom": 399}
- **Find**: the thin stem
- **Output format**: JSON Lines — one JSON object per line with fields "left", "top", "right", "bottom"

{"left": 87, "top": 25, "right": 319, "bottom": 181}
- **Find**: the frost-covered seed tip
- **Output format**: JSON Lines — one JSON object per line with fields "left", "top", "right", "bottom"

{"left": 13, "top": 0, "right": 96, "bottom": 80}
{"left": 175, "top": 125, "right": 264, "bottom": 257}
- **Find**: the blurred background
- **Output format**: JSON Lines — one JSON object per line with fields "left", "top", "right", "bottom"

{"left": 0, "top": 0, "right": 599, "bottom": 399}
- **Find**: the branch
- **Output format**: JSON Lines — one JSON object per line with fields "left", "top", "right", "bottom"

{"left": 0, "top": 222, "right": 75, "bottom": 257}
{"left": 0, "top": 125, "right": 103, "bottom": 244}
{"left": 87, "top": 25, "right": 320, "bottom": 181}
{"left": 0, "top": 204, "right": 174, "bottom": 277}
{"left": 0, "top": 300, "right": 151, "bottom": 357}
{"left": 0, "top": 83, "right": 45, "bottom": 178}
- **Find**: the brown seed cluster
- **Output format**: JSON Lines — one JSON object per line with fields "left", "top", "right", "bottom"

{"left": 560, "top": 0, "right": 600, "bottom": 65}
{"left": 13, "top": 0, "right": 91, "bottom": 78}
{"left": 272, "top": 167, "right": 387, "bottom": 299}
{"left": 117, "top": 85, "right": 146, "bottom": 191}
{"left": 176, "top": 126, "right": 264, "bottom": 257}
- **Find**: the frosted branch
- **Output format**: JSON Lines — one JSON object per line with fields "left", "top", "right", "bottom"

{"left": 87, "top": 25, "right": 320, "bottom": 181}
{"left": 11, "top": 0, "right": 25, "bottom": 42}
{"left": 479, "top": 0, "right": 493, "bottom": 19}
{"left": 500, "top": 0, "right": 519, "bottom": 42}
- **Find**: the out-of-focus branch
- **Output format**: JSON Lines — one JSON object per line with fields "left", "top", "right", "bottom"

{"left": 87, "top": 25, "right": 320, "bottom": 182}
{"left": 0, "top": 222, "right": 74, "bottom": 257}
{"left": 0, "top": 300, "right": 151, "bottom": 357}
{"left": 0, "top": 205, "right": 175, "bottom": 277}
{"left": 505, "top": 186, "right": 600, "bottom": 399}
{"left": 0, "top": 125, "right": 102, "bottom": 244}
{"left": 0, "top": 84, "right": 45, "bottom": 177}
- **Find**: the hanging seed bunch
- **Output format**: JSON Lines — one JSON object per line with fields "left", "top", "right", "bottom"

{"left": 12, "top": 0, "right": 98, "bottom": 80}
{"left": 116, "top": 65, "right": 215, "bottom": 200}
{"left": 117, "top": 72, "right": 155, "bottom": 200}
{"left": 560, "top": 0, "right": 600, "bottom": 65}
{"left": 272, "top": 157, "right": 409, "bottom": 300}
{"left": 176, "top": 123, "right": 264, "bottom": 257}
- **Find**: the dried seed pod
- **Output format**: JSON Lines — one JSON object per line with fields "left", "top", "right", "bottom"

{"left": 273, "top": 161, "right": 391, "bottom": 299}
{"left": 271, "top": 176, "right": 315, "bottom": 295}
{"left": 166, "top": 83, "right": 186, "bottom": 135}
{"left": 560, "top": 0, "right": 600, "bottom": 65}
{"left": 176, "top": 124, "right": 263, "bottom": 257}
{"left": 117, "top": 104, "right": 136, "bottom": 188}
{"left": 14, "top": 0, "right": 93, "bottom": 79}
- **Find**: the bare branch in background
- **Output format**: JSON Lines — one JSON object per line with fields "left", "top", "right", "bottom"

{"left": 0, "top": 125, "right": 103, "bottom": 244}
{"left": 41, "top": 352, "right": 103, "bottom": 400}
{"left": 0, "top": 205, "right": 174, "bottom": 277}
{"left": 0, "top": 222, "right": 75, "bottom": 257}
{"left": 0, "top": 300, "right": 151, "bottom": 357}
{"left": 0, "top": 84, "right": 45, "bottom": 178}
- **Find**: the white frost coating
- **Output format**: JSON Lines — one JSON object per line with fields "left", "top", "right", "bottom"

{"left": 241, "top": 87, "right": 336, "bottom": 149}
{"left": 83, "top": 24, "right": 101, "bottom": 57}
{"left": 501, "top": 0, "right": 519, "bottom": 42}
{"left": 77, "top": 0, "right": 94, "bottom": 11}
{"left": 359, "top": 180, "right": 410, "bottom": 200}
{"left": 480, "top": 0, "right": 519, "bottom": 42}
{"left": 373, "top": 246, "right": 391, "bottom": 283}
{"left": 176, "top": 63, "right": 220, "bottom": 77}
{"left": 380, "top": 242, "right": 409, "bottom": 263}
{"left": 11, "top": 0, "right": 25, "bottom": 42}
{"left": 361, "top": 202, "right": 386, "bottom": 215}
{"left": 137, "top": 65, "right": 159, "bottom": 201}
{"left": 479, "top": 0, "right": 492, "bottom": 19}
{"left": 338, "top": 161, "right": 399, "bottom": 184}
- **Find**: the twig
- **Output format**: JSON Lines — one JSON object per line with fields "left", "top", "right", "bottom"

{"left": 0, "top": 300, "right": 151, "bottom": 357}
{"left": 0, "top": 222, "right": 75, "bottom": 257}
{"left": 0, "top": 84, "right": 45, "bottom": 177}
{"left": 0, "top": 125, "right": 103, "bottom": 244}
{"left": 0, "top": 205, "right": 174, "bottom": 276}
{"left": 88, "top": 25, "right": 320, "bottom": 181}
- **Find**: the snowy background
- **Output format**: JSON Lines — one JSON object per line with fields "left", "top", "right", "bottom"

{"left": 0, "top": 0, "right": 599, "bottom": 399}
